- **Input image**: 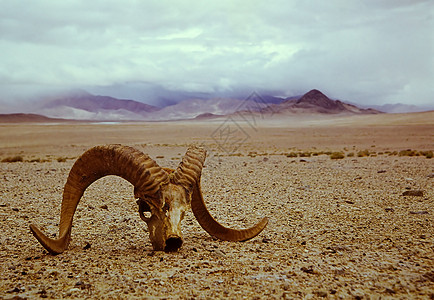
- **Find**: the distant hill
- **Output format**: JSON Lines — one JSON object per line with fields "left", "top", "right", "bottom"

{"left": 367, "top": 103, "right": 430, "bottom": 113}
{"left": 0, "top": 113, "right": 68, "bottom": 123}
{"left": 147, "top": 96, "right": 272, "bottom": 120}
{"left": 266, "top": 89, "right": 382, "bottom": 115}
{"left": 42, "top": 90, "right": 159, "bottom": 113}
{"left": 37, "top": 90, "right": 160, "bottom": 120}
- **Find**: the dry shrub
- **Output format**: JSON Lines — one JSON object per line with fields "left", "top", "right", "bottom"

{"left": 357, "top": 150, "right": 371, "bottom": 157}
{"left": 299, "top": 152, "right": 311, "bottom": 157}
{"left": 286, "top": 152, "right": 298, "bottom": 158}
{"left": 330, "top": 152, "right": 345, "bottom": 159}
{"left": 420, "top": 150, "right": 433, "bottom": 159}
{"left": 1, "top": 155, "right": 23, "bottom": 163}
{"left": 399, "top": 149, "right": 419, "bottom": 157}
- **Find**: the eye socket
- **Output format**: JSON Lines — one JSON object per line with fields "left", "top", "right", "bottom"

{"left": 137, "top": 199, "right": 152, "bottom": 222}
{"left": 163, "top": 203, "right": 170, "bottom": 217}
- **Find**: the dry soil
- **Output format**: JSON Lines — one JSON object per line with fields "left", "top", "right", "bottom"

{"left": 0, "top": 113, "right": 433, "bottom": 299}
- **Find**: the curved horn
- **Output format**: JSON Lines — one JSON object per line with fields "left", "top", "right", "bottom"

{"left": 30, "top": 145, "right": 168, "bottom": 254}
{"left": 191, "top": 181, "right": 268, "bottom": 241}
{"left": 170, "top": 145, "right": 206, "bottom": 191}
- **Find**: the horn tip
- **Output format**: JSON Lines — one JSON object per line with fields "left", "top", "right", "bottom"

{"left": 30, "top": 224, "right": 66, "bottom": 255}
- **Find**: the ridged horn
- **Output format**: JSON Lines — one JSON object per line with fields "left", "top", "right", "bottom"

{"left": 186, "top": 150, "right": 268, "bottom": 241}
{"left": 170, "top": 145, "right": 206, "bottom": 190}
{"left": 191, "top": 182, "right": 268, "bottom": 241}
{"left": 30, "top": 145, "right": 168, "bottom": 255}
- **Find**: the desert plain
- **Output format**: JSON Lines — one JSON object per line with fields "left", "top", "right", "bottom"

{"left": 0, "top": 112, "right": 433, "bottom": 299}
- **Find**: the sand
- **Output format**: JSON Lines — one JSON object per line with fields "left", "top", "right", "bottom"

{"left": 0, "top": 113, "right": 433, "bottom": 299}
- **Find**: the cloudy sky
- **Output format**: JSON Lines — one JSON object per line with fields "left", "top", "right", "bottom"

{"left": 0, "top": 0, "right": 433, "bottom": 107}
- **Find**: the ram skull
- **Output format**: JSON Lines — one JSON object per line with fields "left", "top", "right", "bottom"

{"left": 30, "top": 144, "right": 268, "bottom": 254}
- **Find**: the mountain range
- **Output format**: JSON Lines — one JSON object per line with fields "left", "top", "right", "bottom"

{"left": 3, "top": 88, "right": 431, "bottom": 122}
{"left": 26, "top": 89, "right": 384, "bottom": 121}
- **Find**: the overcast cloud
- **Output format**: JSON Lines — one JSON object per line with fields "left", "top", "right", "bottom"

{"left": 0, "top": 0, "right": 433, "bottom": 107}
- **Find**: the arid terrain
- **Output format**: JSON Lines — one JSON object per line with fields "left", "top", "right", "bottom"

{"left": 0, "top": 112, "right": 433, "bottom": 299}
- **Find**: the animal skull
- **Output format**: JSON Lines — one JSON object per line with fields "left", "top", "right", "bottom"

{"left": 137, "top": 183, "right": 190, "bottom": 252}
{"left": 30, "top": 144, "right": 268, "bottom": 254}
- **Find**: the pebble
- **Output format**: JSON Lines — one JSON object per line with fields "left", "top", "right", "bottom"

{"left": 300, "top": 266, "right": 316, "bottom": 274}
{"left": 314, "top": 290, "right": 328, "bottom": 297}
{"left": 402, "top": 190, "right": 424, "bottom": 196}
{"left": 213, "top": 249, "right": 226, "bottom": 258}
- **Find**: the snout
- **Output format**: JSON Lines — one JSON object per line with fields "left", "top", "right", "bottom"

{"left": 164, "top": 235, "right": 183, "bottom": 252}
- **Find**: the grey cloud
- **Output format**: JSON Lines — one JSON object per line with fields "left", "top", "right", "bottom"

{"left": 0, "top": 0, "right": 432, "bottom": 107}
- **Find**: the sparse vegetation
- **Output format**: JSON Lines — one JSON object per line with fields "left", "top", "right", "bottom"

{"left": 420, "top": 150, "right": 433, "bottom": 159}
{"left": 357, "top": 149, "right": 371, "bottom": 157}
{"left": 29, "top": 158, "right": 42, "bottom": 163}
{"left": 399, "top": 149, "right": 419, "bottom": 157}
{"left": 1, "top": 155, "right": 23, "bottom": 163}
{"left": 286, "top": 152, "right": 298, "bottom": 158}
{"left": 57, "top": 157, "right": 67, "bottom": 162}
{"left": 299, "top": 152, "right": 311, "bottom": 157}
{"left": 347, "top": 152, "right": 355, "bottom": 157}
{"left": 248, "top": 151, "right": 257, "bottom": 157}
{"left": 330, "top": 152, "right": 345, "bottom": 159}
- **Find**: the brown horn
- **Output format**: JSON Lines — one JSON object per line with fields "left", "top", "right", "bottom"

{"left": 30, "top": 145, "right": 168, "bottom": 255}
{"left": 191, "top": 181, "right": 268, "bottom": 241}
{"left": 171, "top": 145, "right": 206, "bottom": 191}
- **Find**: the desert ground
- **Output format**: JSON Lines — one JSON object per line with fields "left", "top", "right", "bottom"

{"left": 0, "top": 112, "right": 433, "bottom": 299}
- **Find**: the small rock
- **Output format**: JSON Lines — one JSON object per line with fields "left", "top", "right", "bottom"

{"left": 75, "top": 281, "right": 91, "bottom": 290}
{"left": 100, "top": 204, "right": 109, "bottom": 210}
{"left": 423, "top": 271, "right": 434, "bottom": 282}
{"left": 263, "top": 265, "right": 272, "bottom": 272}
{"left": 300, "top": 266, "right": 316, "bottom": 274}
{"left": 314, "top": 290, "right": 328, "bottom": 297}
{"left": 385, "top": 207, "right": 395, "bottom": 212}
{"left": 8, "top": 287, "right": 21, "bottom": 293}
{"left": 282, "top": 282, "right": 291, "bottom": 290}
{"left": 214, "top": 249, "right": 226, "bottom": 258}
{"left": 37, "top": 289, "right": 48, "bottom": 297}
{"left": 402, "top": 190, "right": 424, "bottom": 197}
{"left": 12, "top": 208, "right": 19, "bottom": 212}
{"left": 409, "top": 211, "right": 429, "bottom": 215}
{"left": 377, "top": 170, "right": 386, "bottom": 173}
{"left": 262, "top": 238, "right": 272, "bottom": 243}
{"left": 345, "top": 200, "right": 355, "bottom": 204}
{"left": 83, "top": 242, "right": 91, "bottom": 250}
{"left": 263, "top": 157, "right": 269, "bottom": 162}
{"left": 427, "top": 173, "right": 434, "bottom": 178}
